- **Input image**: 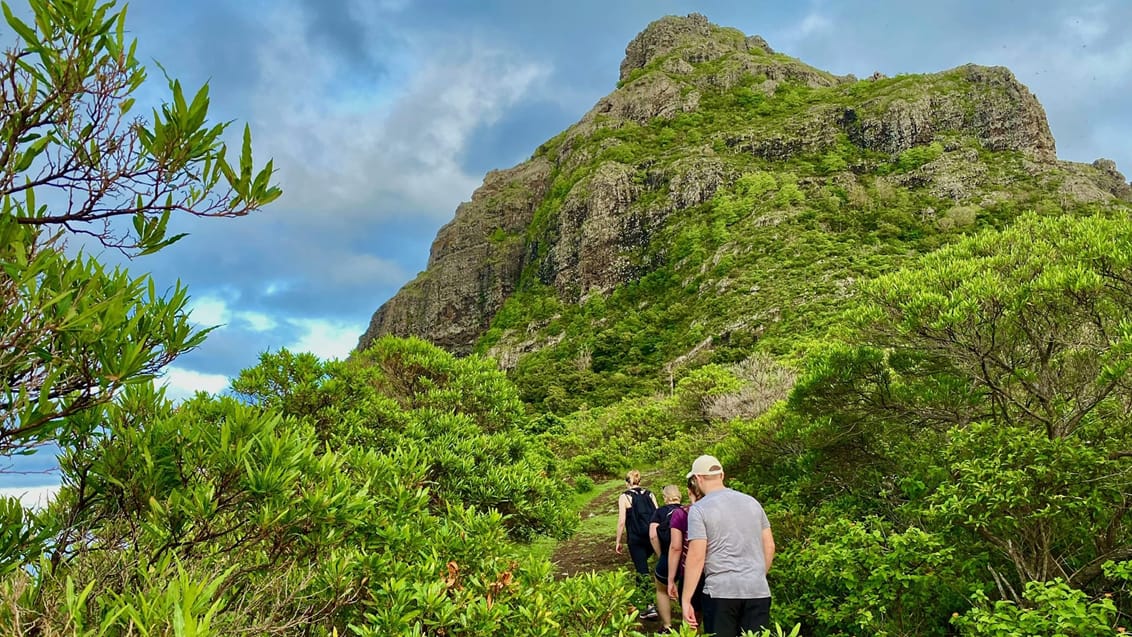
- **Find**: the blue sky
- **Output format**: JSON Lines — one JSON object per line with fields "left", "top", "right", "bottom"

{"left": 2, "top": 0, "right": 1131, "bottom": 495}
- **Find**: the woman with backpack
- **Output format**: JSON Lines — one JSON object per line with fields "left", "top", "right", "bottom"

{"left": 648, "top": 485, "right": 684, "bottom": 633}
{"left": 665, "top": 476, "right": 707, "bottom": 632}
{"left": 615, "top": 469, "right": 659, "bottom": 619}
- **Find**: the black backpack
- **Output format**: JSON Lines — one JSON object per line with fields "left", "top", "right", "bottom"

{"left": 624, "top": 487, "right": 656, "bottom": 539}
{"left": 654, "top": 503, "right": 679, "bottom": 554}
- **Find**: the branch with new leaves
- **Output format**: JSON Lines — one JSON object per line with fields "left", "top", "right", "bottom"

{"left": 1, "top": 0, "right": 280, "bottom": 255}
{"left": 0, "top": 0, "right": 280, "bottom": 458}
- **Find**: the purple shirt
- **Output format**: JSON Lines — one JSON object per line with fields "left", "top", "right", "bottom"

{"left": 669, "top": 505, "right": 690, "bottom": 578}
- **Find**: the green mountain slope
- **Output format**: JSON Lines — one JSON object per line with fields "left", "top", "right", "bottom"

{"left": 359, "top": 13, "right": 1131, "bottom": 414}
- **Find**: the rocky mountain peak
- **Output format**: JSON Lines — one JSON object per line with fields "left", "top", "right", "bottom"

{"left": 619, "top": 13, "right": 794, "bottom": 84}
{"left": 619, "top": 13, "right": 716, "bottom": 81}
{"left": 357, "top": 14, "right": 1127, "bottom": 363}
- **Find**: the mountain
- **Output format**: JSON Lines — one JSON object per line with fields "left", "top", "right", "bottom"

{"left": 357, "top": 13, "right": 1132, "bottom": 412}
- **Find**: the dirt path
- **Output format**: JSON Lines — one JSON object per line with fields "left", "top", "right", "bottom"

{"left": 551, "top": 479, "right": 628, "bottom": 578}
{"left": 550, "top": 473, "right": 674, "bottom": 634}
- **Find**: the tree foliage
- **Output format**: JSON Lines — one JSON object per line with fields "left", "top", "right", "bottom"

{"left": 5, "top": 384, "right": 639, "bottom": 635}
{"left": 0, "top": 0, "right": 280, "bottom": 460}
{"left": 1, "top": 0, "right": 280, "bottom": 251}
{"left": 233, "top": 337, "right": 578, "bottom": 541}
{"left": 732, "top": 212, "right": 1132, "bottom": 633}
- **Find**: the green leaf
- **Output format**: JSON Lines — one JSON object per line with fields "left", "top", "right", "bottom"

{"left": 2, "top": 2, "right": 40, "bottom": 47}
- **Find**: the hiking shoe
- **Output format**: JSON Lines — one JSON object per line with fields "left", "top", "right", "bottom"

{"left": 640, "top": 604, "right": 659, "bottom": 620}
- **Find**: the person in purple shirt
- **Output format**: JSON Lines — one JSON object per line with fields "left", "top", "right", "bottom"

{"left": 648, "top": 485, "right": 683, "bottom": 632}
{"left": 664, "top": 476, "right": 706, "bottom": 633}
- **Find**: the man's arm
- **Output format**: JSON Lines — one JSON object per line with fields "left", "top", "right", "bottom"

{"left": 681, "top": 539, "right": 706, "bottom": 630}
{"left": 649, "top": 522, "right": 661, "bottom": 556}
{"left": 763, "top": 526, "right": 775, "bottom": 572}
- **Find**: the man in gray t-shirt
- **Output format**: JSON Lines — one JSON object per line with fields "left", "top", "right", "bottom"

{"left": 680, "top": 454, "right": 775, "bottom": 637}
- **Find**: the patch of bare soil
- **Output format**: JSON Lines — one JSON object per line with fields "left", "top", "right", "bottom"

{"left": 551, "top": 480, "right": 627, "bottom": 579}
{"left": 550, "top": 474, "right": 675, "bottom": 634}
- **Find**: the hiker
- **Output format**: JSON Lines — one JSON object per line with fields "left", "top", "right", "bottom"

{"left": 681, "top": 455, "right": 775, "bottom": 637}
{"left": 647, "top": 485, "right": 683, "bottom": 632}
{"left": 666, "top": 476, "right": 707, "bottom": 632}
{"left": 615, "top": 469, "right": 659, "bottom": 619}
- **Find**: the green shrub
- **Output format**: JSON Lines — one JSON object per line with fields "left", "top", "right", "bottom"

{"left": 771, "top": 517, "right": 971, "bottom": 636}
{"left": 234, "top": 338, "right": 577, "bottom": 541}
{"left": 953, "top": 580, "right": 1120, "bottom": 636}
{"left": 894, "top": 141, "right": 944, "bottom": 172}
{"left": 2, "top": 382, "right": 641, "bottom": 635}
{"left": 574, "top": 475, "right": 595, "bottom": 494}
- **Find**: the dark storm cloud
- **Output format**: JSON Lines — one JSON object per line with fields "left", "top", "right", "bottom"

{"left": 459, "top": 99, "right": 580, "bottom": 177}
{"left": 174, "top": 327, "right": 295, "bottom": 378}
{"left": 296, "top": 0, "right": 391, "bottom": 82}
{"left": 133, "top": 212, "right": 420, "bottom": 320}
{"left": 125, "top": 1, "right": 266, "bottom": 108}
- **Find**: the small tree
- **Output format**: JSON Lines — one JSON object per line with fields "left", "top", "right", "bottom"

{"left": 790, "top": 212, "right": 1132, "bottom": 593}
{"left": 0, "top": 0, "right": 280, "bottom": 460}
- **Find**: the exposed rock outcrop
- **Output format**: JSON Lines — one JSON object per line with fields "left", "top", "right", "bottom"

{"left": 358, "top": 158, "right": 551, "bottom": 354}
{"left": 894, "top": 148, "right": 989, "bottom": 201}
{"left": 619, "top": 13, "right": 717, "bottom": 81}
{"left": 1090, "top": 158, "right": 1132, "bottom": 200}
{"left": 586, "top": 72, "right": 700, "bottom": 125}
{"left": 668, "top": 154, "right": 730, "bottom": 208}
{"left": 844, "top": 65, "right": 1056, "bottom": 159}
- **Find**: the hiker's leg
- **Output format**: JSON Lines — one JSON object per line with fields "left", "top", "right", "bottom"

{"left": 653, "top": 557, "right": 673, "bottom": 627}
{"left": 739, "top": 597, "right": 772, "bottom": 634}
{"left": 627, "top": 538, "right": 651, "bottom": 578}
{"left": 709, "top": 597, "right": 743, "bottom": 637}
{"left": 625, "top": 538, "right": 653, "bottom": 611}
{"left": 653, "top": 577, "right": 671, "bottom": 627}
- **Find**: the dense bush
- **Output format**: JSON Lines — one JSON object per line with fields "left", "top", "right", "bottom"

{"left": 2, "top": 385, "right": 640, "bottom": 635}
{"left": 771, "top": 517, "right": 974, "bottom": 636}
{"left": 720, "top": 212, "right": 1132, "bottom": 634}
{"left": 233, "top": 338, "right": 578, "bottom": 541}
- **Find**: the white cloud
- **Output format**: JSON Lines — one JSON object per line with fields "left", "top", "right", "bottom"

{"left": 286, "top": 318, "right": 364, "bottom": 360}
{"left": 188, "top": 295, "right": 281, "bottom": 333}
{"left": 188, "top": 295, "right": 230, "bottom": 327}
{"left": 0, "top": 485, "right": 59, "bottom": 510}
{"left": 777, "top": 10, "right": 834, "bottom": 47}
{"left": 240, "top": 310, "right": 277, "bottom": 332}
{"left": 161, "top": 366, "right": 231, "bottom": 401}
{"left": 245, "top": 5, "right": 551, "bottom": 222}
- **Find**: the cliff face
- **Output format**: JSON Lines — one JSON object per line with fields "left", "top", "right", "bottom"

{"left": 359, "top": 158, "right": 551, "bottom": 353}
{"left": 358, "top": 13, "right": 1130, "bottom": 364}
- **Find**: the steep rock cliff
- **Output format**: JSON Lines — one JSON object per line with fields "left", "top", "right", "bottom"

{"left": 359, "top": 158, "right": 551, "bottom": 353}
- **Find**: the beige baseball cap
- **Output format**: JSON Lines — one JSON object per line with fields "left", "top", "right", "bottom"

{"left": 686, "top": 454, "right": 724, "bottom": 478}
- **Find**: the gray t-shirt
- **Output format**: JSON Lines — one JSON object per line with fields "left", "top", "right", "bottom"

{"left": 687, "top": 487, "right": 771, "bottom": 599}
